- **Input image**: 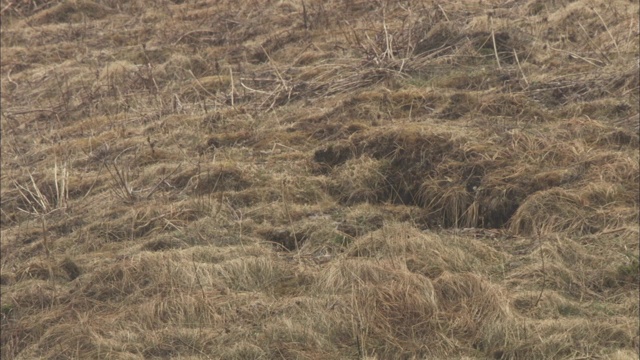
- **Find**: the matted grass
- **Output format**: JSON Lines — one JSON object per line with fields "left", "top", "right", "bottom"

{"left": 1, "top": 0, "right": 638, "bottom": 359}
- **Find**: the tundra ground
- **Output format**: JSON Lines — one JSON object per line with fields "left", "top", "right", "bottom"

{"left": 1, "top": 0, "right": 638, "bottom": 359}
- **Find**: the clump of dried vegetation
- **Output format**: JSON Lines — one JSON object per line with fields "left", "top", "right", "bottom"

{"left": 1, "top": 0, "right": 638, "bottom": 358}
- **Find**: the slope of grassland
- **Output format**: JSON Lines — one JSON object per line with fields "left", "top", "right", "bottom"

{"left": 1, "top": 0, "right": 638, "bottom": 359}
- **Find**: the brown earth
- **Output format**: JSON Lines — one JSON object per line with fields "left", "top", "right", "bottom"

{"left": 1, "top": 0, "right": 638, "bottom": 359}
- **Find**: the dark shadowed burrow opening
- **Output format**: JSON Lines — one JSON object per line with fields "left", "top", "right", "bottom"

{"left": 313, "top": 129, "right": 554, "bottom": 230}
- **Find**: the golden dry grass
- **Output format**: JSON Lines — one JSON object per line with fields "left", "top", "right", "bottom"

{"left": 1, "top": 0, "right": 638, "bottom": 359}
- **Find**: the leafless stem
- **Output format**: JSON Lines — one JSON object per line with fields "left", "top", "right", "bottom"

{"left": 491, "top": 30, "right": 502, "bottom": 70}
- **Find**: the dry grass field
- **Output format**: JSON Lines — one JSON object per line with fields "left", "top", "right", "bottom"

{"left": 1, "top": 0, "right": 639, "bottom": 358}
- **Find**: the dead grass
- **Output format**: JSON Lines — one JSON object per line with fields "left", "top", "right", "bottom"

{"left": 1, "top": 0, "right": 638, "bottom": 358}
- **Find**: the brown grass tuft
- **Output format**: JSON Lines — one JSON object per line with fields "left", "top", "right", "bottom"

{"left": 2, "top": 0, "right": 638, "bottom": 358}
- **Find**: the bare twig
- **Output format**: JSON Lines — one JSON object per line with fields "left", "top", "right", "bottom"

{"left": 15, "top": 181, "right": 45, "bottom": 215}
{"left": 41, "top": 216, "right": 50, "bottom": 258}
{"left": 81, "top": 162, "right": 105, "bottom": 201}
{"left": 591, "top": 7, "right": 620, "bottom": 55}
{"left": 381, "top": 8, "right": 395, "bottom": 61}
{"left": 578, "top": 22, "right": 612, "bottom": 65}
{"left": 513, "top": 49, "right": 529, "bottom": 87}
{"left": 302, "top": 0, "right": 308, "bottom": 30}
{"left": 53, "top": 162, "right": 69, "bottom": 209}
{"left": 549, "top": 46, "right": 604, "bottom": 67}
{"left": 105, "top": 162, "right": 136, "bottom": 203}
{"left": 229, "top": 67, "right": 235, "bottom": 108}
{"left": 437, "top": 4, "right": 450, "bottom": 22}
{"left": 0, "top": 2, "right": 13, "bottom": 15}
{"left": 192, "top": 254, "right": 207, "bottom": 300}
{"left": 260, "top": 45, "right": 288, "bottom": 90}
{"left": 145, "top": 162, "right": 183, "bottom": 199}
{"left": 173, "top": 29, "right": 217, "bottom": 45}
{"left": 491, "top": 30, "right": 502, "bottom": 69}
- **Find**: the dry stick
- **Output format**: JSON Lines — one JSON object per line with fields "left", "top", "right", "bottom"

{"left": 302, "top": 0, "right": 308, "bottom": 30}
{"left": 260, "top": 45, "right": 288, "bottom": 89}
{"left": 173, "top": 29, "right": 217, "bottom": 45}
{"left": 29, "top": 172, "right": 48, "bottom": 211}
{"left": 80, "top": 162, "right": 105, "bottom": 201}
{"left": 259, "top": 45, "right": 293, "bottom": 110}
{"left": 145, "top": 162, "right": 183, "bottom": 199}
{"left": 592, "top": 7, "right": 620, "bottom": 55}
{"left": 578, "top": 22, "right": 611, "bottom": 65}
{"left": 188, "top": 70, "right": 217, "bottom": 98}
{"left": 0, "top": 2, "right": 13, "bottom": 15}
{"left": 238, "top": 81, "right": 271, "bottom": 95}
{"left": 599, "top": 227, "right": 629, "bottom": 236}
{"left": 141, "top": 47, "right": 160, "bottom": 95}
{"left": 41, "top": 216, "right": 50, "bottom": 258}
{"left": 488, "top": 15, "right": 502, "bottom": 69}
{"left": 4, "top": 108, "right": 58, "bottom": 116}
{"left": 53, "top": 162, "right": 68, "bottom": 209}
{"left": 550, "top": 46, "right": 602, "bottom": 67}
{"left": 627, "top": 18, "right": 637, "bottom": 47}
{"left": 229, "top": 67, "right": 235, "bottom": 108}
{"left": 382, "top": 8, "right": 394, "bottom": 60}
{"left": 513, "top": 49, "right": 529, "bottom": 87}
{"left": 437, "top": 4, "right": 450, "bottom": 22}
{"left": 491, "top": 30, "right": 502, "bottom": 70}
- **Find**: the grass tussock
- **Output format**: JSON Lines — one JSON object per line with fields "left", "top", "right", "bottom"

{"left": 1, "top": 0, "right": 638, "bottom": 358}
